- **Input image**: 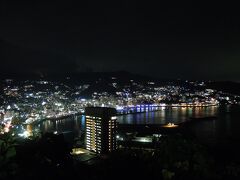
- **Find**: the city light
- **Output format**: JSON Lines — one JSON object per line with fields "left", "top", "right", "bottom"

{"left": 162, "top": 123, "right": 179, "bottom": 128}
{"left": 0, "top": 76, "right": 238, "bottom": 138}
{"left": 18, "top": 130, "right": 30, "bottom": 138}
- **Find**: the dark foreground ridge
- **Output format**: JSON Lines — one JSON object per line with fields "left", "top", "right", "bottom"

{"left": 1, "top": 130, "right": 240, "bottom": 180}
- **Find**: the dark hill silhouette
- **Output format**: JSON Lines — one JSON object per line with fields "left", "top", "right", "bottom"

{"left": 207, "top": 81, "right": 240, "bottom": 95}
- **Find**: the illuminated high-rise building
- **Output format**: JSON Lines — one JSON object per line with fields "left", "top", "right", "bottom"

{"left": 85, "top": 107, "right": 117, "bottom": 154}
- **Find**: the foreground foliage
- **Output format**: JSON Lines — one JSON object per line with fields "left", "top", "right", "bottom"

{"left": 1, "top": 133, "right": 240, "bottom": 180}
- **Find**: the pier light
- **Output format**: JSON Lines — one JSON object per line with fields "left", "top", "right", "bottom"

{"left": 162, "top": 123, "right": 179, "bottom": 128}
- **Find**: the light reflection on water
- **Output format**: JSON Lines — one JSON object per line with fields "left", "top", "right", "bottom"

{"left": 37, "top": 106, "right": 240, "bottom": 146}
{"left": 38, "top": 106, "right": 240, "bottom": 144}
{"left": 38, "top": 106, "right": 218, "bottom": 136}
{"left": 117, "top": 106, "right": 218, "bottom": 124}
{"left": 20, "top": 106, "right": 240, "bottom": 163}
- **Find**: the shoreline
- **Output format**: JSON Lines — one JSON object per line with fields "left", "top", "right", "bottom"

{"left": 28, "top": 105, "right": 219, "bottom": 125}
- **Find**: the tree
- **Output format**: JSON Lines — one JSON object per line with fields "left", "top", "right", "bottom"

{"left": 0, "top": 131, "right": 18, "bottom": 179}
{"left": 11, "top": 117, "right": 21, "bottom": 126}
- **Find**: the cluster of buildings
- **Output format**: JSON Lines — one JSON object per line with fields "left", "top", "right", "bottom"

{"left": 77, "top": 107, "right": 178, "bottom": 155}
{"left": 0, "top": 77, "right": 239, "bottom": 132}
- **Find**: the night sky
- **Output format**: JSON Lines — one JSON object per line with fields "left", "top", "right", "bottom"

{"left": 1, "top": 1, "right": 240, "bottom": 81}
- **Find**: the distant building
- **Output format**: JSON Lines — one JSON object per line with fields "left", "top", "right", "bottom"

{"left": 85, "top": 107, "right": 117, "bottom": 154}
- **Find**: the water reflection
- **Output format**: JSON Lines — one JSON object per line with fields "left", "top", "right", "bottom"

{"left": 37, "top": 106, "right": 240, "bottom": 146}
{"left": 38, "top": 107, "right": 219, "bottom": 134}
{"left": 39, "top": 107, "right": 219, "bottom": 134}
{"left": 39, "top": 115, "right": 86, "bottom": 138}
{"left": 189, "top": 105, "right": 240, "bottom": 146}
{"left": 117, "top": 106, "right": 218, "bottom": 124}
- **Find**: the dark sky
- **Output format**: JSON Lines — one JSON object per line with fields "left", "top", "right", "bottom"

{"left": 1, "top": 1, "right": 240, "bottom": 81}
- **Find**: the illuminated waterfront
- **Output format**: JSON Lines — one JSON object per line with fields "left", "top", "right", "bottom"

{"left": 37, "top": 105, "right": 240, "bottom": 146}
{"left": 117, "top": 106, "right": 218, "bottom": 124}
{"left": 38, "top": 106, "right": 217, "bottom": 132}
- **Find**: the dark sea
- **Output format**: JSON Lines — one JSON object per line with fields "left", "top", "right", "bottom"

{"left": 38, "top": 105, "right": 240, "bottom": 155}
